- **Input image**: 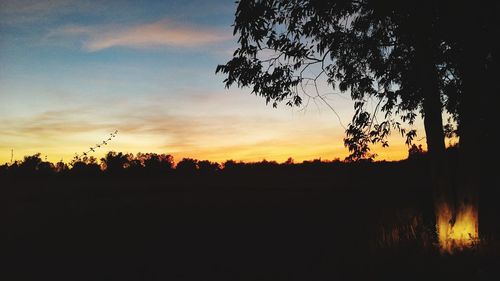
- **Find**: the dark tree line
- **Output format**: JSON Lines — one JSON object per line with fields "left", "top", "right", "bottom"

{"left": 0, "top": 147, "right": 430, "bottom": 178}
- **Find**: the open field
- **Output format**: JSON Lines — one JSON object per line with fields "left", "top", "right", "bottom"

{"left": 3, "top": 160, "right": 500, "bottom": 280}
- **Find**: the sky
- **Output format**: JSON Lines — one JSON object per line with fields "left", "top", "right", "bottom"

{"left": 0, "top": 0, "right": 427, "bottom": 164}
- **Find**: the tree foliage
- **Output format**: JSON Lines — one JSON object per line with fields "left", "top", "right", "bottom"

{"left": 216, "top": 0, "right": 497, "bottom": 161}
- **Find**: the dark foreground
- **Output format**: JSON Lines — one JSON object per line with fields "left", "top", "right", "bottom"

{"left": 3, "top": 161, "right": 500, "bottom": 280}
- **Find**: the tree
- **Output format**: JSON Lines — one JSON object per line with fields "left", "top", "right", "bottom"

{"left": 216, "top": 0, "right": 496, "bottom": 250}
{"left": 71, "top": 156, "right": 101, "bottom": 176}
{"left": 19, "top": 153, "right": 43, "bottom": 173}
{"left": 176, "top": 158, "right": 199, "bottom": 174}
{"left": 137, "top": 153, "right": 175, "bottom": 174}
{"left": 408, "top": 144, "right": 425, "bottom": 161}
{"left": 198, "top": 160, "right": 220, "bottom": 174}
{"left": 101, "top": 151, "right": 131, "bottom": 174}
{"left": 216, "top": 0, "right": 437, "bottom": 160}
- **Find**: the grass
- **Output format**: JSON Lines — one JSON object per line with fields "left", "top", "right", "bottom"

{"left": 3, "top": 160, "right": 500, "bottom": 280}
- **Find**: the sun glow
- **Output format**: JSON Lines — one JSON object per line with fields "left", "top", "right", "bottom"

{"left": 437, "top": 204, "right": 479, "bottom": 253}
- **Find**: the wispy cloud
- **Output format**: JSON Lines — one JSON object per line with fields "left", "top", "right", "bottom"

{"left": 50, "top": 19, "right": 231, "bottom": 52}
{"left": 0, "top": 98, "right": 415, "bottom": 163}
{"left": 0, "top": 0, "right": 99, "bottom": 24}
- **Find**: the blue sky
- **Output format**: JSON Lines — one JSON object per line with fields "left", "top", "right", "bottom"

{"left": 0, "top": 0, "right": 421, "bottom": 163}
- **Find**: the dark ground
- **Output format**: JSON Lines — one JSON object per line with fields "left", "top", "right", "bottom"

{"left": 3, "top": 160, "right": 500, "bottom": 280}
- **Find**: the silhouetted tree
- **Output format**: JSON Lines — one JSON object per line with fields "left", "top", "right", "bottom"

{"left": 176, "top": 158, "right": 198, "bottom": 174}
{"left": 55, "top": 160, "right": 69, "bottom": 173}
{"left": 140, "top": 153, "right": 174, "bottom": 173}
{"left": 14, "top": 153, "right": 54, "bottom": 175}
{"left": 216, "top": 0, "right": 496, "bottom": 240}
{"left": 222, "top": 159, "right": 246, "bottom": 174}
{"left": 101, "top": 152, "right": 131, "bottom": 174}
{"left": 408, "top": 144, "right": 426, "bottom": 161}
{"left": 0, "top": 163, "right": 9, "bottom": 176}
{"left": 198, "top": 160, "right": 220, "bottom": 174}
{"left": 19, "top": 153, "right": 43, "bottom": 173}
{"left": 38, "top": 161, "right": 55, "bottom": 175}
{"left": 283, "top": 157, "right": 294, "bottom": 165}
{"left": 71, "top": 156, "right": 101, "bottom": 176}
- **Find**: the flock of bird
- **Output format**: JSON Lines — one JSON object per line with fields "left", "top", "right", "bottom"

{"left": 73, "top": 130, "right": 118, "bottom": 161}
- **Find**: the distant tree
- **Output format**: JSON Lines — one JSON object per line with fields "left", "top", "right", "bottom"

{"left": 15, "top": 153, "right": 53, "bottom": 174}
{"left": 407, "top": 144, "right": 426, "bottom": 161}
{"left": 283, "top": 157, "right": 294, "bottom": 165}
{"left": 71, "top": 156, "right": 101, "bottom": 175}
{"left": 55, "top": 160, "right": 69, "bottom": 173}
{"left": 101, "top": 152, "right": 131, "bottom": 174}
{"left": 176, "top": 158, "right": 198, "bottom": 174}
{"left": 0, "top": 163, "right": 9, "bottom": 176}
{"left": 198, "top": 160, "right": 220, "bottom": 174}
{"left": 38, "top": 161, "right": 55, "bottom": 175}
{"left": 221, "top": 160, "right": 247, "bottom": 173}
{"left": 127, "top": 156, "right": 144, "bottom": 173}
{"left": 254, "top": 159, "right": 279, "bottom": 170}
{"left": 222, "top": 160, "right": 237, "bottom": 170}
{"left": 19, "top": 153, "right": 43, "bottom": 172}
{"left": 140, "top": 153, "right": 174, "bottom": 173}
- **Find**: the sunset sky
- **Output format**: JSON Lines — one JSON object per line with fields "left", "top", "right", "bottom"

{"left": 0, "top": 0, "right": 427, "bottom": 164}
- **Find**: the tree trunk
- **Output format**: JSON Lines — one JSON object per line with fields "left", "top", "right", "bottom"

{"left": 455, "top": 13, "right": 491, "bottom": 242}
{"left": 411, "top": 8, "right": 456, "bottom": 250}
{"left": 418, "top": 56, "right": 456, "bottom": 251}
{"left": 410, "top": 2, "right": 488, "bottom": 251}
{"left": 455, "top": 62, "right": 480, "bottom": 245}
{"left": 482, "top": 16, "right": 500, "bottom": 236}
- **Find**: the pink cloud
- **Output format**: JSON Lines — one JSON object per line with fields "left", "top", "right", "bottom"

{"left": 56, "top": 19, "right": 231, "bottom": 52}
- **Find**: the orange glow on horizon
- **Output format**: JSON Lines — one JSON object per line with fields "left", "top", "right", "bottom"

{"left": 0, "top": 140, "right": 414, "bottom": 165}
